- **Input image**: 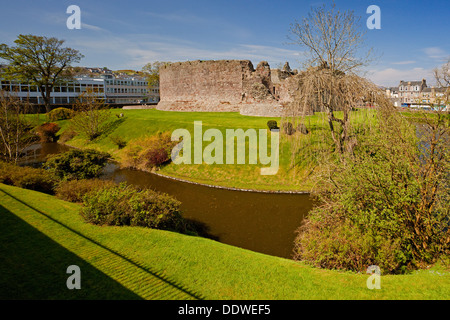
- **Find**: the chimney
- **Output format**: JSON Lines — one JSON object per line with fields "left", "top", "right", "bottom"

{"left": 422, "top": 79, "right": 427, "bottom": 88}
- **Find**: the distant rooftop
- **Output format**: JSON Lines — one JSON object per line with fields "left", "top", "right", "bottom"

{"left": 399, "top": 79, "right": 426, "bottom": 86}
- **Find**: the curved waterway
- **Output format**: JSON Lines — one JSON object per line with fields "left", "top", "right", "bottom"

{"left": 21, "top": 143, "right": 314, "bottom": 259}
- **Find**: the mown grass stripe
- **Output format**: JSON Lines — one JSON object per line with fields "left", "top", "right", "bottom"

{"left": 0, "top": 186, "right": 199, "bottom": 300}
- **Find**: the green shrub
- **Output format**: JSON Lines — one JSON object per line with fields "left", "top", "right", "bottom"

{"left": 36, "top": 122, "right": 60, "bottom": 142}
{"left": 296, "top": 123, "right": 309, "bottom": 134}
{"left": 282, "top": 122, "right": 295, "bottom": 135}
{"left": 110, "top": 135, "right": 127, "bottom": 149}
{"left": 267, "top": 120, "right": 279, "bottom": 131}
{"left": 44, "top": 149, "right": 110, "bottom": 181}
{"left": 293, "top": 209, "right": 406, "bottom": 274}
{"left": 81, "top": 183, "right": 134, "bottom": 226}
{"left": 55, "top": 178, "right": 116, "bottom": 203}
{"left": 0, "top": 161, "right": 58, "bottom": 194}
{"left": 80, "top": 183, "right": 187, "bottom": 232}
{"left": 143, "top": 147, "right": 170, "bottom": 167}
{"left": 47, "top": 107, "right": 74, "bottom": 121}
{"left": 70, "top": 91, "right": 111, "bottom": 141}
{"left": 0, "top": 161, "right": 13, "bottom": 184}
{"left": 123, "top": 132, "right": 176, "bottom": 170}
{"left": 59, "top": 129, "right": 78, "bottom": 143}
{"left": 13, "top": 170, "right": 58, "bottom": 194}
{"left": 293, "top": 108, "right": 450, "bottom": 274}
{"left": 130, "top": 190, "right": 184, "bottom": 231}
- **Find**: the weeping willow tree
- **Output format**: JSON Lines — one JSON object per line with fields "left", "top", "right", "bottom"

{"left": 285, "top": 68, "right": 387, "bottom": 154}
{"left": 284, "top": 2, "right": 382, "bottom": 167}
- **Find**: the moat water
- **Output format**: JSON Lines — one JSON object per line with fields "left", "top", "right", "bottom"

{"left": 20, "top": 142, "right": 313, "bottom": 259}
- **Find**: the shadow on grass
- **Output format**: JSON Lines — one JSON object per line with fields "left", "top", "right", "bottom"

{"left": 0, "top": 189, "right": 203, "bottom": 300}
{"left": 184, "top": 218, "right": 220, "bottom": 242}
{"left": 99, "top": 117, "right": 126, "bottom": 140}
{"left": 0, "top": 204, "right": 141, "bottom": 300}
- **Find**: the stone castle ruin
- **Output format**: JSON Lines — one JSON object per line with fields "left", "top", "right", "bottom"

{"left": 156, "top": 59, "right": 308, "bottom": 117}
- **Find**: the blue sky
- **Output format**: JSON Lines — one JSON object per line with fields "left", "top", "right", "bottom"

{"left": 0, "top": 0, "right": 449, "bottom": 86}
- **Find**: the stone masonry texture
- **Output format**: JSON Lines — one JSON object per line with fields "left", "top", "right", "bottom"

{"left": 157, "top": 60, "right": 307, "bottom": 117}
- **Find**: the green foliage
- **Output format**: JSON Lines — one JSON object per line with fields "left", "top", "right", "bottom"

{"left": 0, "top": 161, "right": 57, "bottom": 194}
{"left": 296, "top": 123, "right": 309, "bottom": 134}
{"left": 294, "top": 208, "right": 406, "bottom": 273}
{"left": 141, "top": 61, "right": 171, "bottom": 86}
{"left": 0, "top": 91, "right": 37, "bottom": 163}
{"left": 267, "top": 120, "right": 279, "bottom": 130}
{"left": 123, "top": 132, "right": 176, "bottom": 169}
{"left": 36, "top": 122, "right": 60, "bottom": 142}
{"left": 293, "top": 108, "right": 450, "bottom": 273}
{"left": 80, "top": 183, "right": 187, "bottom": 233}
{"left": 55, "top": 178, "right": 116, "bottom": 203}
{"left": 70, "top": 90, "right": 111, "bottom": 141}
{"left": 47, "top": 107, "right": 74, "bottom": 121}
{"left": 282, "top": 122, "right": 295, "bottom": 135}
{"left": 0, "top": 34, "right": 84, "bottom": 112}
{"left": 58, "top": 128, "right": 77, "bottom": 143}
{"left": 44, "top": 149, "right": 110, "bottom": 181}
{"left": 110, "top": 135, "right": 127, "bottom": 149}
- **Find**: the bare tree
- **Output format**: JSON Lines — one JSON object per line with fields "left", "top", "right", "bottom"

{"left": 433, "top": 58, "right": 450, "bottom": 88}
{"left": 433, "top": 58, "right": 450, "bottom": 108}
{"left": 70, "top": 90, "right": 111, "bottom": 141}
{"left": 287, "top": 3, "right": 381, "bottom": 156}
{"left": 289, "top": 3, "right": 373, "bottom": 74}
{"left": 0, "top": 91, "right": 37, "bottom": 163}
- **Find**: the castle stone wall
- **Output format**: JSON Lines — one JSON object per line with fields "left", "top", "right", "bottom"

{"left": 157, "top": 60, "right": 295, "bottom": 116}
{"left": 157, "top": 60, "right": 252, "bottom": 112}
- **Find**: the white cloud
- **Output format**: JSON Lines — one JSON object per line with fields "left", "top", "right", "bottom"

{"left": 366, "top": 67, "right": 433, "bottom": 87}
{"left": 72, "top": 34, "right": 302, "bottom": 70}
{"left": 423, "top": 47, "right": 448, "bottom": 60}
{"left": 124, "top": 42, "right": 302, "bottom": 69}
{"left": 391, "top": 60, "right": 416, "bottom": 65}
{"left": 81, "top": 23, "right": 105, "bottom": 32}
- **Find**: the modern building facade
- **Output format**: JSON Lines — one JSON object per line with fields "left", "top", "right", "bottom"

{"left": 0, "top": 72, "right": 159, "bottom": 105}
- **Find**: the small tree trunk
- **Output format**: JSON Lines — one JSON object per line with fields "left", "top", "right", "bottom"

{"left": 39, "top": 85, "right": 52, "bottom": 113}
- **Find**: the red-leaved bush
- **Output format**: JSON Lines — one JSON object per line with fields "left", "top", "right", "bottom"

{"left": 37, "top": 122, "right": 60, "bottom": 142}
{"left": 123, "top": 132, "right": 177, "bottom": 170}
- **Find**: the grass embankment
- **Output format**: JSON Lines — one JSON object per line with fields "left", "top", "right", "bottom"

{"left": 1, "top": 183, "right": 448, "bottom": 300}
{"left": 38, "top": 108, "right": 376, "bottom": 192}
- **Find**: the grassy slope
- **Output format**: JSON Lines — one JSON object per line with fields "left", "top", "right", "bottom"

{"left": 42, "top": 108, "right": 376, "bottom": 192}
{"left": 1, "top": 183, "right": 448, "bottom": 300}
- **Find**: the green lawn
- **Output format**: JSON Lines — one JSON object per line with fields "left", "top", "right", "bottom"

{"left": 38, "top": 108, "right": 376, "bottom": 192}
{"left": 1, "top": 183, "right": 448, "bottom": 300}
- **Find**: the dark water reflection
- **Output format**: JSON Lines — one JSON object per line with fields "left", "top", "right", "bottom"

{"left": 18, "top": 142, "right": 72, "bottom": 166}
{"left": 102, "top": 164, "right": 313, "bottom": 258}
{"left": 21, "top": 143, "right": 314, "bottom": 259}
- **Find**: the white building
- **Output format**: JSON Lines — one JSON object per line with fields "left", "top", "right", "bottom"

{"left": 385, "top": 79, "right": 448, "bottom": 107}
{"left": 0, "top": 73, "right": 159, "bottom": 105}
{"left": 102, "top": 75, "right": 157, "bottom": 104}
{"left": 398, "top": 79, "right": 428, "bottom": 104}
